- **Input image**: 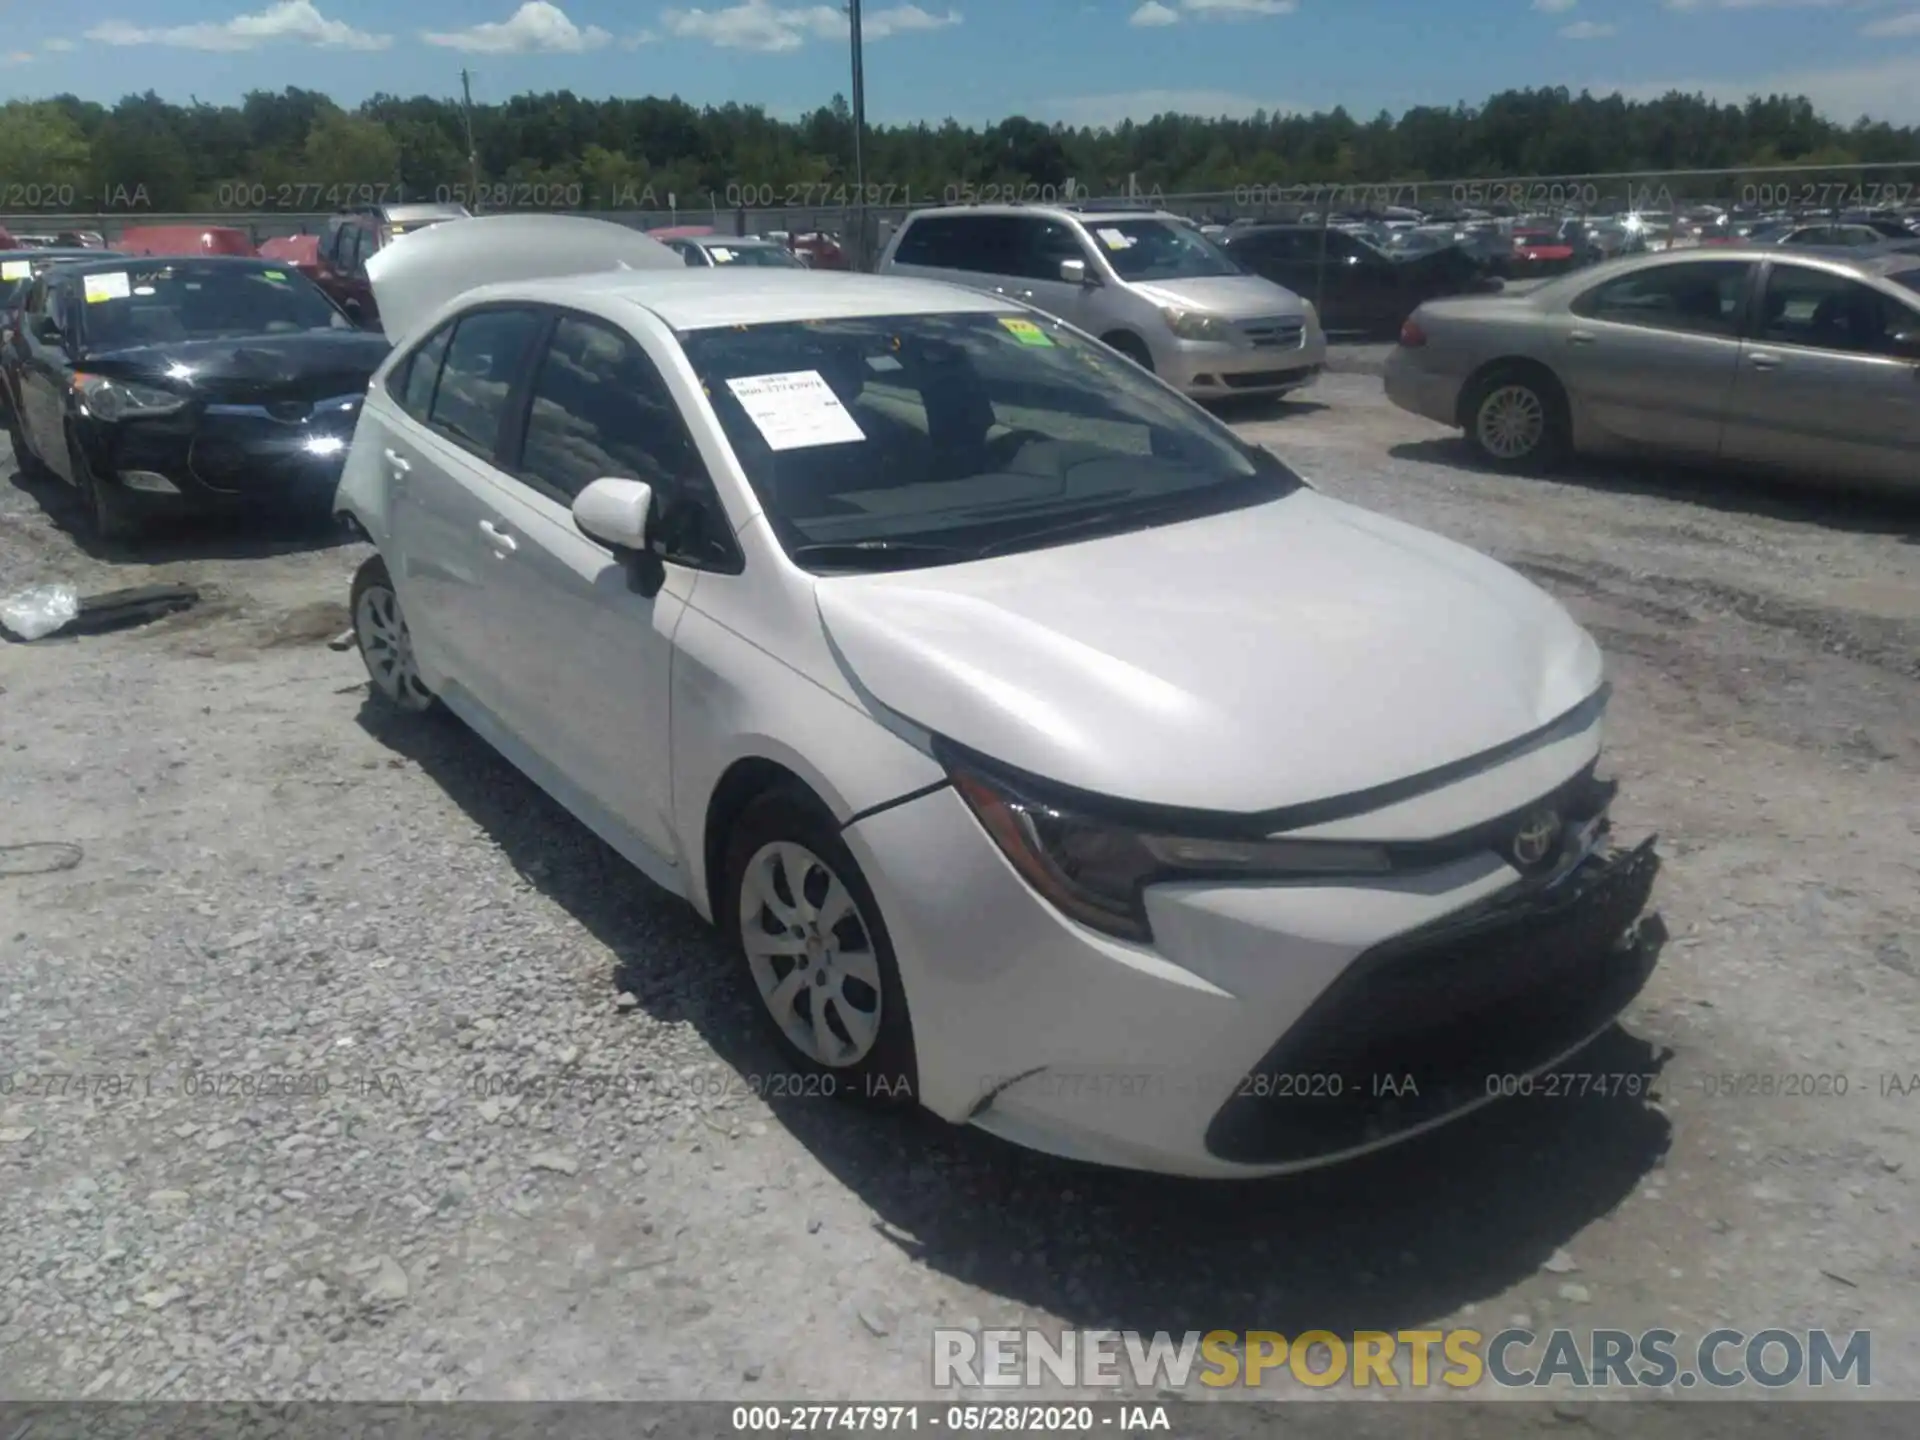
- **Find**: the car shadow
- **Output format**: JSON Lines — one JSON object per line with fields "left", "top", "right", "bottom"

{"left": 1388, "top": 437, "right": 1920, "bottom": 542}
{"left": 357, "top": 695, "right": 1675, "bottom": 1339}
{"left": 6, "top": 463, "right": 352, "bottom": 563}
{"left": 1205, "top": 394, "right": 1330, "bottom": 423}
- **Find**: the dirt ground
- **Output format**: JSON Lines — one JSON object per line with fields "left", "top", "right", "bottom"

{"left": 2, "top": 370, "right": 1917, "bottom": 1416}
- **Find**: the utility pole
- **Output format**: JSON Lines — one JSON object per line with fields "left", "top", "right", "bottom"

{"left": 459, "top": 68, "right": 482, "bottom": 210}
{"left": 847, "top": 0, "right": 868, "bottom": 267}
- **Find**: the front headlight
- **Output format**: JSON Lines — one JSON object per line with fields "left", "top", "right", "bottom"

{"left": 949, "top": 763, "right": 1392, "bottom": 943}
{"left": 72, "top": 374, "right": 187, "bottom": 423}
{"left": 1160, "top": 306, "right": 1234, "bottom": 343}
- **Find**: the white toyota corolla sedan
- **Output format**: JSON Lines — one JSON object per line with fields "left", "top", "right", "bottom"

{"left": 336, "top": 216, "right": 1661, "bottom": 1179}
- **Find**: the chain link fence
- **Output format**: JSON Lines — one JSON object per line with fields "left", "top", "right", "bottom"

{"left": 8, "top": 162, "right": 1918, "bottom": 272}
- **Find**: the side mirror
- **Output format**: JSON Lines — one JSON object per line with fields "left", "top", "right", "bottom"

{"left": 1059, "top": 258, "right": 1094, "bottom": 286}
{"left": 1890, "top": 330, "right": 1920, "bottom": 362}
{"left": 574, "top": 476, "right": 665, "bottom": 596}
{"left": 573, "top": 476, "right": 652, "bottom": 550}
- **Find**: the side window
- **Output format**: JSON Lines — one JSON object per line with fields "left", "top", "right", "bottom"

{"left": 891, "top": 217, "right": 960, "bottom": 268}
{"left": 389, "top": 321, "right": 455, "bottom": 419}
{"left": 426, "top": 308, "right": 544, "bottom": 457}
{"left": 672, "top": 242, "right": 704, "bottom": 267}
{"left": 23, "top": 276, "right": 47, "bottom": 318}
{"left": 1756, "top": 266, "right": 1913, "bottom": 357}
{"left": 1572, "top": 261, "right": 1752, "bottom": 337}
{"left": 1008, "top": 219, "right": 1091, "bottom": 281}
{"left": 515, "top": 315, "right": 734, "bottom": 566}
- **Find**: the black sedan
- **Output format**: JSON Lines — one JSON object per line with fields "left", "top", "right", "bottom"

{"left": 1220, "top": 223, "right": 1498, "bottom": 337}
{"left": 0, "top": 249, "right": 126, "bottom": 405}
{"left": 3, "top": 256, "right": 389, "bottom": 539}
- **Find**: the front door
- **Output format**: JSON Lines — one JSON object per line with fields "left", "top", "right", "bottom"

{"left": 1719, "top": 261, "right": 1920, "bottom": 490}
{"left": 1560, "top": 258, "right": 1755, "bottom": 455}
{"left": 1001, "top": 217, "right": 1102, "bottom": 332}
{"left": 470, "top": 310, "right": 717, "bottom": 866}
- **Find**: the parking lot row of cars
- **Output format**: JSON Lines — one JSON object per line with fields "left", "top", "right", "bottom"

{"left": 1, "top": 209, "right": 1675, "bottom": 1178}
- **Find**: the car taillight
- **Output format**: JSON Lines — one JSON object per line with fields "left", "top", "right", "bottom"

{"left": 1399, "top": 318, "right": 1427, "bottom": 347}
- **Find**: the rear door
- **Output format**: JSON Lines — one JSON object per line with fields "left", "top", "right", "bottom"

{"left": 385, "top": 305, "right": 547, "bottom": 704}
{"left": 1560, "top": 258, "right": 1755, "bottom": 455}
{"left": 1719, "top": 260, "right": 1920, "bottom": 489}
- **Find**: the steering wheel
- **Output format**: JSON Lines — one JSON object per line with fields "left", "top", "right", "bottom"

{"left": 982, "top": 427, "right": 1049, "bottom": 468}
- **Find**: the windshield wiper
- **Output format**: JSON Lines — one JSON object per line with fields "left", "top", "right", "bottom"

{"left": 973, "top": 496, "right": 1211, "bottom": 557}
{"left": 786, "top": 539, "right": 977, "bottom": 572}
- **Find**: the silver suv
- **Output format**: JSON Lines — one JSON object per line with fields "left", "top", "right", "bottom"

{"left": 877, "top": 204, "right": 1326, "bottom": 399}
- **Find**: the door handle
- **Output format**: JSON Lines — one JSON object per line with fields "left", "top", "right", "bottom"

{"left": 383, "top": 448, "right": 411, "bottom": 473}
{"left": 1568, "top": 329, "right": 1596, "bottom": 346}
{"left": 479, "top": 520, "right": 516, "bottom": 555}
{"left": 1747, "top": 352, "right": 1781, "bottom": 370}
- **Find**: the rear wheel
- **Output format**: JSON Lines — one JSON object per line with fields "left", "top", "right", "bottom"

{"left": 350, "top": 556, "right": 437, "bottom": 713}
{"left": 1462, "top": 366, "right": 1569, "bottom": 470}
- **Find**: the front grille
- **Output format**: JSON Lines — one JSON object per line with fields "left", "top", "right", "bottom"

{"left": 1236, "top": 316, "right": 1306, "bottom": 349}
{"left": 1203, "top": 838, "right": 1661, "bottom": 1165}
{"left": 187, "top": 400, "right": 359, "bottom": 494}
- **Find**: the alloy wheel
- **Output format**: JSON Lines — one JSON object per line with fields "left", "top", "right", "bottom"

{"left": 354, "top": 582, "right": 434, "bottom": 711}
{"left": 738, "top": 840, "right": 883, "bottom": 1067}
{"left": 1476, "top": 384, "right": 1547, "bottom": 460}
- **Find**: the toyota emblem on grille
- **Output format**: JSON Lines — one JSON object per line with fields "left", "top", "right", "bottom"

{"left": 1508, "top": 808, "right": 1564, "bottom": 869}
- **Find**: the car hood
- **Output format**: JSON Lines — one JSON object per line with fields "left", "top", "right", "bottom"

{"left": 76, "top": 331, "right": 391, "bottom": 398}
{"left": 366, "top": 214, "right": 682, "bottom": 343}
{"left": 814, "top": 491, "right": 1603, "bottom": 814}
{"left": 1133, "top": 273, "right": 1305, "bottom": 317}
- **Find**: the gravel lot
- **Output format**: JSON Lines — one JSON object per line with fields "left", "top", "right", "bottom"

{"left": 3, "top": 370, "right": 1918, "bottom": 1411}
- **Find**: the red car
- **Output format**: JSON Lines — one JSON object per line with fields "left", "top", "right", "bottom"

{"left": 1508, "top": 228, "right": 1578, "bottom": 275}
{"left": 307, "top": 203, "right": 470, "bottom": 326}
{"left": 116, "top": 225, "right": 258, "bottom": 257}
{"left": 788, "top": 231, "right": 850, "bottom": 270}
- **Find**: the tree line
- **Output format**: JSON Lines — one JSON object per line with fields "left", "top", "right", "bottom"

{"left": 0, "top": 83, "right": 1915, "bottom": 217}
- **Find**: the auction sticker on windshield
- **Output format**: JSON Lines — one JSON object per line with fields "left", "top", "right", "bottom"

{"left": 726, "top": 370, "right": 867, "bottom": 451}
{"left": 1, "top": 261, "right": 30, "bottom": 280}
{"left": 83, "top": 272, "right": 131, "bottom": 304}
{"left": 999, "top": 317, "right": 1053, "bottom": 346}
{"left": 1096, "top": 228, "right": 1134, "bottom": 249}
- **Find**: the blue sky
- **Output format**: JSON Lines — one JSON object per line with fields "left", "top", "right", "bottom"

{"left": 4, "top": 0, "right": 1920, "bottom": 126}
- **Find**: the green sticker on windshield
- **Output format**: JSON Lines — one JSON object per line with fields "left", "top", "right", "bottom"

{"left": 999, "top": 317, "right": 1053, "bottom": 347}
{"left": 262, "top": 269, "right": 288, "bottom": 281}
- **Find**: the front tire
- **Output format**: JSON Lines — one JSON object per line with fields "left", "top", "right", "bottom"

{"left": 1463, "top": 366, "right": 1569, "bottom": 470}
{"left": 722, "top": 786, "right": 918, "bottom": 1106}
{"left": 69, "top": 431, "right": 138, "bottom": 541}
{"left": 350, "top": 555, "right": 437, "bottom": 713}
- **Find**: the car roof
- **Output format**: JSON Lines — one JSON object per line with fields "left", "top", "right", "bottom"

{"left": 690, "top": 235, "right": 780, "bottom": 246}
{"left": 484, "top": 268, "right": 1014, "bottom": 329}
{"left": 901, "top": 204, "right": 1168, "bottom": 224}
{"left": 353, "top": 203, "right": 469, "bottom": 223}
{"left": 49, "top": 255, "right": 284, "bottom": 275}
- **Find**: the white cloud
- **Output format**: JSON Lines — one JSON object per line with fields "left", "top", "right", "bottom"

{"left": 620, "top": 29, "right": 658, "bottom": 46}
{"left": 1179, "top": 0, "right": 1296, "bottom": 14}
{"left": 1, "top": 51, "right": 33, "bottom": 65}
{"left": 1861, "top": 8, "right": 1920, "bottom": 34}
{"left": 1607, "top": 55, "right": 1920, "bottom": 123}
{"left": 1561, "top": 18, "right": 1616, "bottom": 35}
{"left": 422, "top": 2, "right": 611, "bottom": 52}
{"left": 43, "top": 38, "right": 78, "bottom": 51}
{"left": 1533, "top": 0, "right": 1577, "bottom": 10}
{"left": 1130, "top": 1, "right": 1180, "bottom": 22}
{"left": 84, "top": 0, "right": 391, "bottom": 50}
{"left": 662, "top": 0, "right": 958, "bottom": 50}
{"left": 1036, "top": 88, "right": 1293, "bottom": 126}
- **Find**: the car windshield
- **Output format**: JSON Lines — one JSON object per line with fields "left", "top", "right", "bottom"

{"left": 707, "top": 243, "right": 805, "bottom": 268}
{"left": 1084, "top": 218, "right": 1243, "bottom": 280}
{"left": 677, "top": 310, "right": 1302, "bottom": 571}
{"left": 75, "top": 262, "right": 349, "bottom": 352}
{"left": 1891, "top": 268, "right": 1920, "bottom": 296}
